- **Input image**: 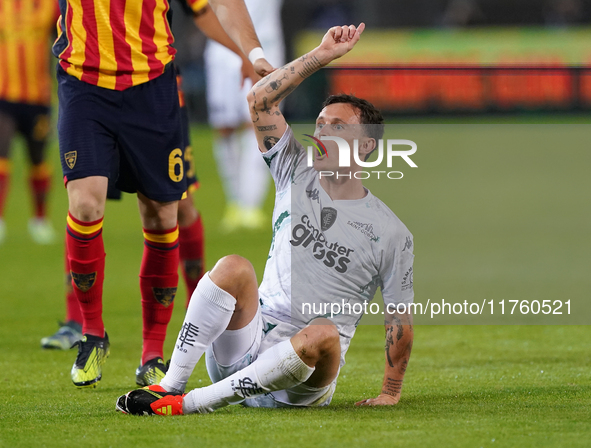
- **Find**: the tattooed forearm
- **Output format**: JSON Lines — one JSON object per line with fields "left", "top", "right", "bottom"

{"left": 382, "top": 378, "right": 403, "bottom": 397}
{"left": 385, "top": 326, "right": 395, "bottom": 368}
{"left": 264, "top": 73, "right": 289, "bottom": 93}
{"left": 400, "top": 346, "right": 410, "bottom": 374}
{"left": 257, "top": 124, "right": 278, "bottom": 131}
{"left": 261, "top": 97, "right": 271, "bottom": 114}
{"left": 254, "top": 75, "right": 270, "bottom": 88}
{"left": 391, "top": 314, "right": 403, "bottom": 341}
{"left": 263, "top": 135, "right": 280, "bottom": 150}
{"left": 298, "top": 55, "right": 322, "bottom": 78}
{"left": 384, "top": 318, "right": 413, "bottom": 373}
{"left": 271, "top": 85, "right": 297, "bottom": 103}
{"left": 250, "top": 91, "right": 260, "bottom": 123}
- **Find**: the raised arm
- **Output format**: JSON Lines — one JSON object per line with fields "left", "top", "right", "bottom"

{"left": 207, "top": 0, "right": 274, "bottom": 76}
{"left": 248, "top": 23, "right": 365, "bottom": 153}
{"left": 356, "top": 311, "right": 414, "bottom": 406}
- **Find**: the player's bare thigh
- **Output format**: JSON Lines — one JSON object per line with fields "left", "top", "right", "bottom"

{"left": 209, "top": 254, "right": 260, "bottom": 330}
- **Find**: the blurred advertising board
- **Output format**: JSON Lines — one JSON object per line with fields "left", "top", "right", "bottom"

{"left": 296, "top": 27, "right": 591, "bottom": 113}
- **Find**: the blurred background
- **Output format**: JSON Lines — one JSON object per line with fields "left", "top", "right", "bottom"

{"left": 171, "top": 0, "right": 591, "bottom": 121}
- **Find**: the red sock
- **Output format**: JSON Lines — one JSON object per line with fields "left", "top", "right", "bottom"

{"left": 0, "top": 159, "right": 9, "bottom": 218}
{"left": 64, "top": 244, "right": 83, "bottom": 325}
{"left": 29, "top": 162, "right": 51, "bottom": 218}
{"left": 140, "top": 226, "right": 179, "bottom": 364}
{"left": 66, "top": 212, "right": 105, "bottom": 337}
{"left": 179, "top": 214, "right": 205, "bottom": 306}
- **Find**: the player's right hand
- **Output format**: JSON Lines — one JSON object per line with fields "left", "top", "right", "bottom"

{"left": 253, "top": 58, "right": 276, "bottom": 77}
{"left": 317, "top": 23, "right": 365, "bottom": 64}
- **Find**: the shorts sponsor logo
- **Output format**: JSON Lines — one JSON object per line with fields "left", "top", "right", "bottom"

{"left": 320, "top": 207, "right": 337, "bottom": 231}
{"left": 64, "top": 151, "right": 77, "bottom": 169}
{"left": 71, "top": 271, "right": 96, "bottom": 292}
{"left": 347, "top": 220, "right": 380, "bottom": 242}
{"left": 290, "top": 214, "right": 353, "bottom": 273}
{"left": 152, "top": 287, "right": 177, "bottom": 307}
{"left": 402, "top": 267, "right": 413, "bottom": 291}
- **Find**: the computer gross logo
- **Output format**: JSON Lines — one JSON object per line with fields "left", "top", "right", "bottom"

{"left": 290, "top": 214, "right": 353, "bottom": 273}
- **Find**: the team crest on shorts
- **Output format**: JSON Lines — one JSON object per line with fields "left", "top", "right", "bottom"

{"left": 71, "top": 272, "right": 97, "bottom": 292}
{"left": 153, "top": 287, "right": 177, "bottom": 307}
{"left": 321, "top": 207, "right": 338, "bottom": 231}
{"left": 64, "top": 151, "right": 77, "bottom": 169}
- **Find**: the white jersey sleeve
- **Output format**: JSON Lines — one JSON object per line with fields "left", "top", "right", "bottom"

{"left": 262, "top": 126, "right": 310, "bottom": 192}
{"left": 380, "top": 230, "right": 414, "bottom": 307}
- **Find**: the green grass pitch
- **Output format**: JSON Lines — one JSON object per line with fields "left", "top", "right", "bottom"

{"left": 0, "top": 117, "right": 590, "bottom": 447}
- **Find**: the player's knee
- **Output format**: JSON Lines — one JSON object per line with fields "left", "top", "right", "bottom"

{"left": 210, "top": 255, "right": 256, "bottom": 297}
{"left": 67, "top": 177, "right": 108, "bottom": 222}
{"left": 177, "top": 197, "right": 198, "bottom": 226}
{"left": 69, "top": 195, "right": 104, "bottom": 222}
{"left": 300, "top": 319, "right": 340, "bottom": 358}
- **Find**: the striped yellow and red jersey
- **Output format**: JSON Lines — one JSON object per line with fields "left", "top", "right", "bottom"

{"left": 0, "top": 0, "right": 60, "bottom": 106}
{"left": 53, "top": 0, "right": 208, "bottom": 91}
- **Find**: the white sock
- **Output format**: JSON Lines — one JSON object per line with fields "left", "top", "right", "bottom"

{"left": 160, "top": 273, "right": 236, "bottom": 394}
{"left": 237, "top": 128, "right": 270, "bottom": 209}
{"left": 183, "top": 339, "right": 315, "bottom": 414}
{"left": 212, "top": 133, "right": 240, "bottom": 204}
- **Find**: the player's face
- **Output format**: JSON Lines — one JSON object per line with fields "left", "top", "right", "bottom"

{"left": 313, "top": 103, "right": 363, "bottom": 171}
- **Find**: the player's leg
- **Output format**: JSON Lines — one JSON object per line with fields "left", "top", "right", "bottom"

{"left": 57, "top": 65, "right": 119, "bottom": 387}
{"left": 40, "top": 245, "right": 83, "bottom": 349}
{"left": 0, "top": 107, "right": 17, "bottom": 244}
{"left": 23, "top": 108, "right": 55, "bottom": 244}
{"left": 236, "top": 123, "right": 269, "bottom": 229}
{"left": 114, "top": 65, "right": 187, "bottom": 385}
{"left": 204, "top": 42, "right": 244, "bottom": 231}
{"left": 66, "top": 176, "right": 111, "bottom": 387}
{"left": 136, "top": 192, "right": 180, "bottom": 384}
{"left": 66, "top": 175, "right": 109, "bottom": 336}
{"left": 180, "top": 320, "right": 340, "bottom": 413}
{"left": 177, "top": 92, "right": 205, "bottom": 303}
{"left": 118, "top": 317, "right": 340, "bottom": 415}
{"left": 156, "top": 254, "right": 259, "bottom": 395}
{"left": 177, "top": 194, "right": 205, "bottom": 304}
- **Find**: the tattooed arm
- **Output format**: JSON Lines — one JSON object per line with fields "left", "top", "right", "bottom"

{"left": 356, "top": 311, "right": 413, "bottom": 406}
{"left": 248, "top": 23, "right": 365, "bottom": 153}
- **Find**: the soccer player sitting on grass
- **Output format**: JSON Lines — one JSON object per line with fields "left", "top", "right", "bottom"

{"left": 117, "top": 23, "right": 415, "bottom": 415}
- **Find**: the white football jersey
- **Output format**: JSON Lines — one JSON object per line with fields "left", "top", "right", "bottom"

{"left": 259, "top": 127, "right": 415, "bottom": 365}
